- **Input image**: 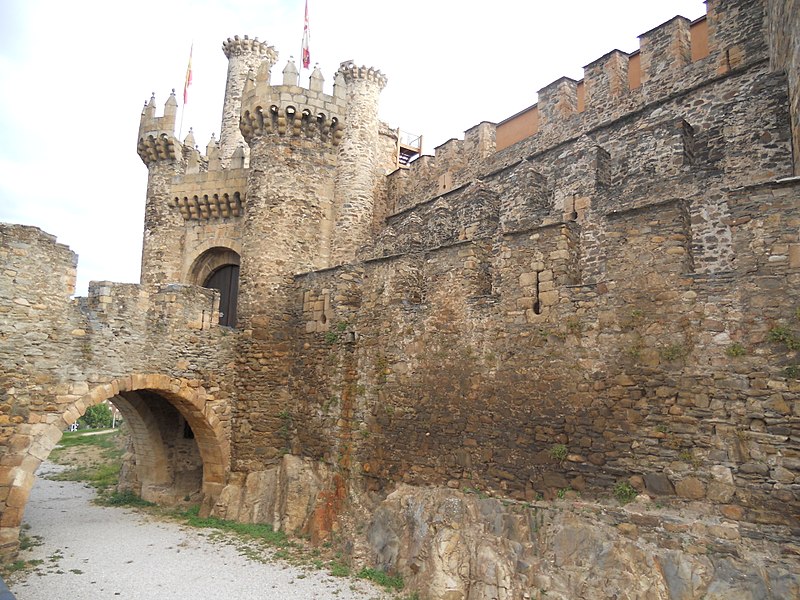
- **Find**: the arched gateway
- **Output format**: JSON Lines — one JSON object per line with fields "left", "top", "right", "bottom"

{"left": 0, "top": 374, "right": 229, "bottom": 558}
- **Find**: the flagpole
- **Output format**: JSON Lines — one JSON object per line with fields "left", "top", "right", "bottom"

{"left": 301, "top": 0, "right": 310, "bottom": 70}
{"left": 180, "top": 42, "right": 194, "bottom": 140}
{"left": 179, "top": 97, "right": 186, "bottom": 141}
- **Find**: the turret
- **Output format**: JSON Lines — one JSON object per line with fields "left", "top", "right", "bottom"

{"left": 331, "top": 61, "right": 388, "bottom": 264}
{"left": 220, "top": 35, "right": 278, "bottom": 169}
{"left": 136, "top": 91, "right": 185, "bottom": 287}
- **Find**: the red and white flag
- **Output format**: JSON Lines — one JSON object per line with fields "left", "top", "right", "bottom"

{"left": 183, "top": 43, "right": 193, "bottom": 104}
{"left": 301, "top": 0, "right": 310, "bottom": 69}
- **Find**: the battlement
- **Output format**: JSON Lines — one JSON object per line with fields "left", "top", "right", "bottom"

{"left": 221, "top": 35, "right": 277, "bottom": 62}
{"left": 138, "top": 92, "right": 178, "bottom": 140}
{"left": 494, "top": 0, "right": 768, "bottom": 153}
{"left": 239, "top": 58, "right": 346, "bottom": 146}
{"left": 337, "top": 61, "right": 388, "bottom": 88}
{"left": 391, "top": 1, "right": 780, "bottom": 214}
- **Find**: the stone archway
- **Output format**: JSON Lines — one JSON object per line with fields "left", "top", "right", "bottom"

{"left": 0, "top": 373, "right": 229, "bottom": 559}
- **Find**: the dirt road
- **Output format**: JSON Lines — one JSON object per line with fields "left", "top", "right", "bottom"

{"left": 9, "top": 462, "right": 392, "bottom": 600}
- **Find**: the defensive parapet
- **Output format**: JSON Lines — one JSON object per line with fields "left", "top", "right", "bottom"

{"left": 494, "top": 0, "right": 771, "bottom": 156}
{"left": 392, "top": 0, "right": 789, "bottom": 216}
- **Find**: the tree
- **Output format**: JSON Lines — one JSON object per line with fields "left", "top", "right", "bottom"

{"left": 78, "top": 403, "right": 113, "bottom": 429}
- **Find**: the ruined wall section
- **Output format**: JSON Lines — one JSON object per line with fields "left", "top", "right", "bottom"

{"left": 0, "top": 225, "right": 77, "bottom": 447}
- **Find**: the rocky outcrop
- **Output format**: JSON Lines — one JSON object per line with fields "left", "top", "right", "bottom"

{"left": 211, "top": 454, "right": 344, "bottom": 541}
{"left": 365, "top": 484, "right": 800, "bottom": 600}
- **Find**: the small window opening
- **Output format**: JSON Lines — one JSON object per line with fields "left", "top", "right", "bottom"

{"left": 533, "top": 270, "right": 542, "bottom": 315}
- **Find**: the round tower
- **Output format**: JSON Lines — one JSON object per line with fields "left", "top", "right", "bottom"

{"left": 233, "top": 59, "right": 345, "bottom": 469}
{"left": 137, "top": 91, "right": 185, "bottom": 287}
{"left": 220, "top": 36, "right": 278, "bottom": 169}
{"left": 237, "top": 60, "right": 344, "bottom": 332}
{"left": 331, "top": 62, "right": 388, "bottom": 265}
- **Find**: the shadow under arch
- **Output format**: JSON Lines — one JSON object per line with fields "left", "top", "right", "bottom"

{"left": 0, "top": 373, "right": 229, "bottom": 559}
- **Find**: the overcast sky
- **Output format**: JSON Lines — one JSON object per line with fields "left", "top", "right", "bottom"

{"left": 0, "top": 0, "right": 706, "bottom": 295}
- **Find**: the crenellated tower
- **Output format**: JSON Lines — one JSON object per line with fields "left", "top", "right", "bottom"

{"left": 236, "top": 57, "right": 347, "bottom": 334}
{"left": 220, "top": 36, "right": 278, "bottom": 169}
{"left": 331, "top": 62, "right": 388, "bottom": 265}
{"left": 137, "top": 91, "right": 186, "bottom": 287}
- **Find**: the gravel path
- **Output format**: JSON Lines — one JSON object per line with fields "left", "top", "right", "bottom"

{"left": 9, "top": 462, "right": 394, "bottom": 600}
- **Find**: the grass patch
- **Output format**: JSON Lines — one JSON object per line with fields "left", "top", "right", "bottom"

{"left": 50, "top": 429, "right": 119, "bottom": 455}
{"left": 49, "top": 462, "right": 121, "bottom": 490}
{"left": 329, "top": 561, "right": 350, "bottom": 577}
{"left": 100, "top": 490, "right": 156, "bottom": 507}
{"left": 177, "top": 505, "right": 290, "bottom": 547}
{"left": 356, "top": 566, "right": 404, "bottom": 590}
{"left": 47, "top": 430, "right": 124, "bottom": 493}
{"left": 613, "top": 481, "right": 638, "bottom": 505}
{"left": 548, "top": 444, "right": 568, "bottom": 461}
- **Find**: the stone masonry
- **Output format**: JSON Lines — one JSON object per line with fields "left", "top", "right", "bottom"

{"left": 1, "top": 1, "right": 799, "bottom": 597}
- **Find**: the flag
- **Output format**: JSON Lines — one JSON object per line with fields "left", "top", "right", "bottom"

{"left": 183, "top": 43, "right": 193, "bottom": 104}
{"left": 301, "top": 0, "right": 310, "bottom": 69}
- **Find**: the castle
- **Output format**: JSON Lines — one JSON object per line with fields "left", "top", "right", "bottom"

{"left": 2, "top": 0, "right": 799, "bottom": 597}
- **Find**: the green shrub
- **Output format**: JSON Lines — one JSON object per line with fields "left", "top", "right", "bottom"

{"left": 356, "top": 567, "right": 404, "bottom": 590}
{"left": 613, "top": 482, "right": 638, "bottom": 505}
{"left": 725, "top": 343, "right": 746, "bottom": 357}
{"left": 549, "top": 444, "right": 568, "bottom": 461}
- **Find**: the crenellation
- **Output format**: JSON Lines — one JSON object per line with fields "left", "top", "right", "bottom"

{"left": 706, "top": 0, "right": 769, "bottom": 74}
{"left": 583, "top": 50, "right": 630, "bottom": 115}
{"left": 639, "top": 16, "right": 693, "bottom": 87}
{"left": 536, "top": 77, "right": 579, "bottom": 137}
{"left": 138, "top": 93, "right": 176, "bottom": 139}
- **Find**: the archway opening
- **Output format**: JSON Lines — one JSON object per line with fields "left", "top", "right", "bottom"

{"left": 113, "top": 390, "right": 205, "bottom": 504}
{"left": 0, "top": 375, "right": 229, "bottom": 560}
{"left": 188, "top": 247, "right": 241, "bottom": 328}
{"left": 204, "top": 264, "right": 239, "bottom": 328}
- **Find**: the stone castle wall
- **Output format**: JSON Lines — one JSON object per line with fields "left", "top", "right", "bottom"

{"left": 2, "top": 0, "right": 799, "bottom": 589}
{"left": 290, "top": 176, "right": 799, "bottom": 524}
